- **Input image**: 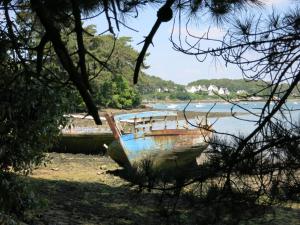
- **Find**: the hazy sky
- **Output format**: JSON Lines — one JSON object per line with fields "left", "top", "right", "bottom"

{"left": 89, "top": 0, "right": 290, "bottom": 84}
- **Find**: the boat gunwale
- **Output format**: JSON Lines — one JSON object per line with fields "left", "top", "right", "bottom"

{"left": 114, "top": 111, "right": 178, "bottom": 121}
{"left": 142, "top": 129, "right": 212, "bottom": 136}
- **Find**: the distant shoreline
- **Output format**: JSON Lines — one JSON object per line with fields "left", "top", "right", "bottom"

{"left": 69, "top": 108, "right": 247, "bottom": 128}
{"left": 142, "top": 98, "right": 300, "bottom": 104}
{"left": 67, "top": 98, "right": 300, "bottom": 127}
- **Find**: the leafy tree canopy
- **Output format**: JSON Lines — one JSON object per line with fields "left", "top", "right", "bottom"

{"left": 97, "top": 75, "right": 141, "bottom": 109}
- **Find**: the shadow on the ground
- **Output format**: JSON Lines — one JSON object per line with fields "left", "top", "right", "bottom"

{"left": 25, "top": 177, "right": 193, "bottom": 225}
{"left": 22, "top": 151, "right": 300, "bottom": 225}
{"left": 24, "top": 176, "right": 300, "bottom": 225}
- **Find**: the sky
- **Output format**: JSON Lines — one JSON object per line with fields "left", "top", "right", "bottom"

{"left": 88, "top": 0, "right": 291, "bottom": 84}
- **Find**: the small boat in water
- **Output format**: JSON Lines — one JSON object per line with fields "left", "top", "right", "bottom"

{"left": 105, "top": 111, "right": 212, "bottom": 170}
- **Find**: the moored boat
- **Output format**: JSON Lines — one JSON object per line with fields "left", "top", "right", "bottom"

{"left": 105, "top": 111, "right": 213, "bottom": 171}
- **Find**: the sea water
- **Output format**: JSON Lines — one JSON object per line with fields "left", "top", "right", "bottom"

{"left": 149, "top": 101, "right": 300, "bottom": 113}
{"left": 149, "top": 101, "right": 300, "bottom": 136}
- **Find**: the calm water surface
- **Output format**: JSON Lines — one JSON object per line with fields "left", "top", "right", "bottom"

{"left": 149, "top": 101, "right": 300, "bottom": 136}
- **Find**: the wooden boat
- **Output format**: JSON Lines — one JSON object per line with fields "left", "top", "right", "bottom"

{"left": 105, "top": 111, "right": 212, "bottom": 171}
{"left": 54, "top": 131, "right": 114, "bottom": 154}
{"left": 53, "top": 114, "right": 114, "bottom": 154}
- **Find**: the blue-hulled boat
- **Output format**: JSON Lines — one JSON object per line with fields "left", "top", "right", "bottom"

{"left": 105, "top": 111, "right": 212, "bottom": 170}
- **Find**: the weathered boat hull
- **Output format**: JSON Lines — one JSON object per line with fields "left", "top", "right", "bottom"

{"left": 105, "top": 112, "right": 212, "bottom": 171}
{"left": 53, "top": 133, "right": 114, "bottom": 154}
{"left": 108, "top": 140, "right": 208, "bottom": 171}
{"left": 108, "top": 129, "right": 210, "bottom": 170}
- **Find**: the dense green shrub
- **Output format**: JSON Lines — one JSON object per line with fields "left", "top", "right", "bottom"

{"left": 98, "top": 75, "right": 141, "bottom": 109}
{"left": 0, "top": 173, "right": 38, "bottom": 217}
{"left": 0, "top": 69, "right": 67, "bottom": 173}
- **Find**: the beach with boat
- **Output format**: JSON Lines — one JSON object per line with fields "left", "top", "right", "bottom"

{"left": 27, "top": 100, "right": 300, "bottom": 225}
{"left": 55, "top": 100, "right": 300, "bottom": 155}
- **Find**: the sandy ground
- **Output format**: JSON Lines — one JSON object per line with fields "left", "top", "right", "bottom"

{"left": 22, "top": 153, "right": 300, "bottom": 225}
{"left": 26, "top": 153, "right": 197, "bottom": 225}
{"left": 37, "top": 106, "right": 300, "bottom": 225}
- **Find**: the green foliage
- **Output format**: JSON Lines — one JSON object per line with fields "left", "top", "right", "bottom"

{"left": 63, "top": 28, "right": 146, "bottom": 109}
{"left": 136, "top": 74, "right": 184, "bottom": 96}
{"left": 98, "top": 75, "right": 141, "bottom": 109}
{"left": 0, "top": 9, "right": 71, "bottom": 221}
{"left": 150, "top": 92, "right": 170, "bottom": 100}
{"left": 0, "top": 9, "right": 69, "bottom": 171}
{"left": 58, "top": 28, "right": 145, "bottom": 109}
{"left": 170, "top": 91, "right": 193, "bottom": 100}
{"left": 0, "top": 67, "right": 68, "bottom": 173}
{"left": 64, "top": 26, "right": 190, "bottom": 104}
{"left": 0, "top": 173, "right": 38, "bottom": 219}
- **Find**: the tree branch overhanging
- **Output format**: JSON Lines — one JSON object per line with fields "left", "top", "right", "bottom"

{"left": 30, "top": 0, "right": 101, "bottom": 125}
{"left": 133, "top": 0, "right": 175, "bottom": 84}
{"left": 71, "top": 0, "right": 90, "bottom": 91}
